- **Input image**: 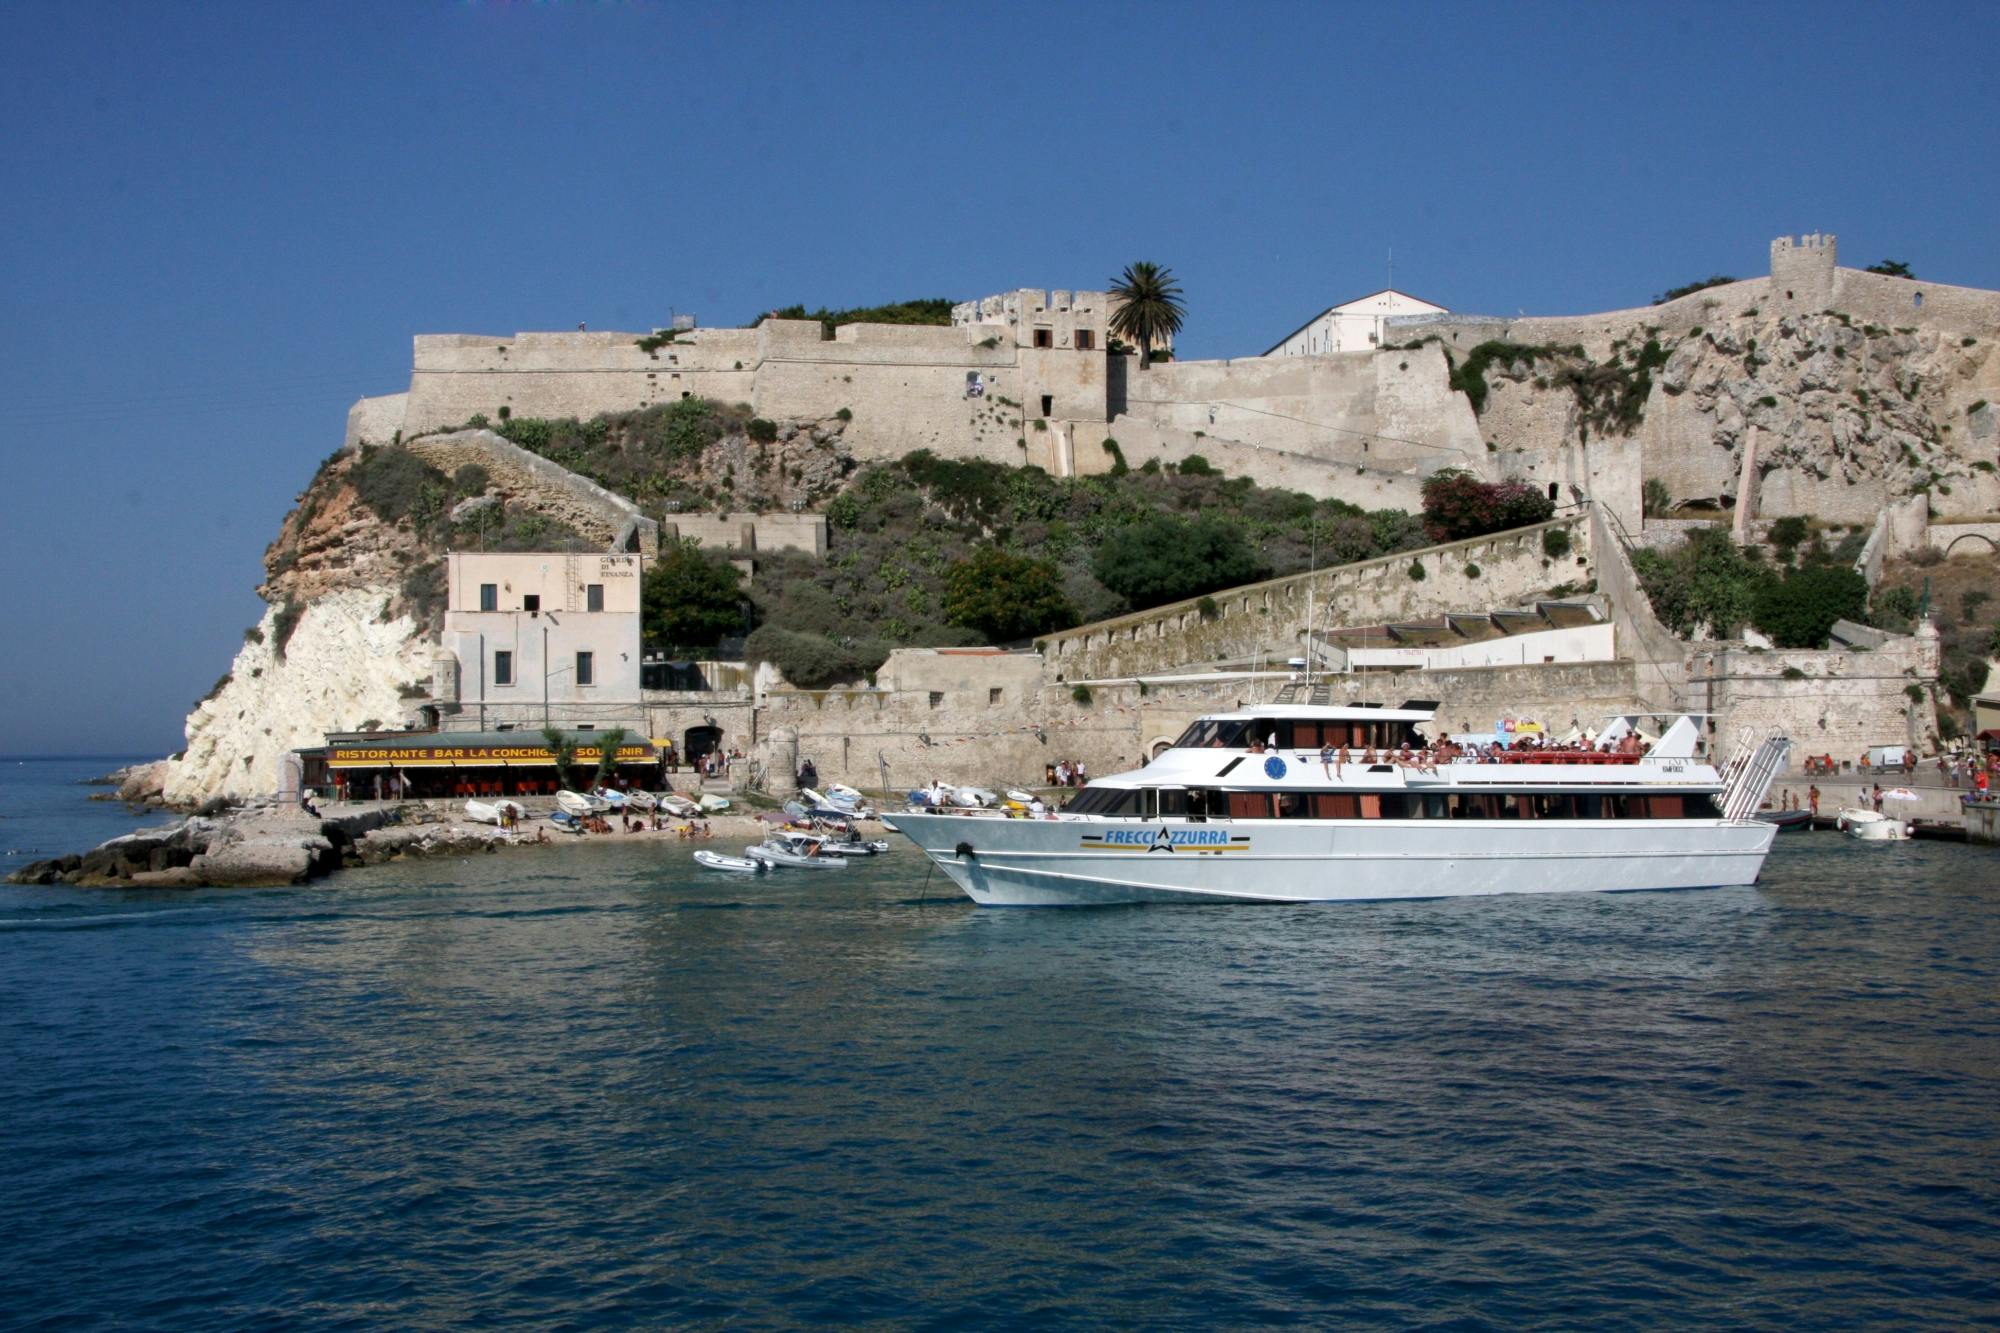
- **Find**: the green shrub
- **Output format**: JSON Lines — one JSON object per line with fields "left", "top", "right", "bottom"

{"left": 399, "top": 560, "right": 447, "bottom": 632}
{"left": 348, "top": 444, "right": 448, "bottom": 526}
{"left": 1196, "top": 595, "right": 1219, "bottom": 620}
{"left": 1752, "top": 565, "right": 1867, "bottom": 648}
{"left": 1768, "top": 515, "right": 1810, "bottom": 555}
{"left": 1092, "top": 512, "right": 1266, "bottom": 608}
{"left": 1542, "top": 527, "right": 1572, "bottom": 559}
{"left": 242, "top": 625, "right": 264, "bottom": 644}
{"left": 1101, "top": 438, "right": 1128, "bottom": 475}
{"left": 835, "top": 407, "right": 853, "bottom": 422}
{"left": 271, "top": 599, "right": 305, "bottom": 659}
{"left": 1071, "top": 684, "right": 1093, "bottom": 705}
{"left": 1464, "top": 563, "right": 1481, "bottom": 579}
{"left": 1782, "top": 667, "right": 1806, "bottom": 680}
{"left": 743, "top": 625, "right": 885, "bottom": 689}
{"left": 942, "top": 548, "right": 1077, "bottom": 642}
{"left": 1653, "top": 276, "right": 1736, "bottom": 305}
{"left": 747, "top": 418, "right": 779, "bottom": 443}
{"left": 1642, "top": 478, "right": 1672, "bottom": 518}
{"left": 452, "top": 463, "right": 490, "bottom": 496}
{"left": 1177, "top": 454, "right": 1216, "bottom": 476}
{"left": 1420, "top": 468, "right": 1555, "bottom": 542}
{"left": 1408, "top": 560, "right": 1426, "bottom": 582}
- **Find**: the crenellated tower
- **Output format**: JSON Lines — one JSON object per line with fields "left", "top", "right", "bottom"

{"left": 1770, "top": 233, "right": 1837, "bottom": 309}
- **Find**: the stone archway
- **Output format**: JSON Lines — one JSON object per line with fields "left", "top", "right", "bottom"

{"left": 1942, "top": 532, "right": 2000, "bottom": 558}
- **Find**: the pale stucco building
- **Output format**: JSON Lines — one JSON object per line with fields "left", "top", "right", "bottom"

{"left": 1265, "top": 289, "right": 1449, "bottom": 357}
{"left": 438, "top": 551, "right": 646, "bottom": 733}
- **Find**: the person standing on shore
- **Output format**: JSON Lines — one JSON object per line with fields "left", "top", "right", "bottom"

{"left": 1809, "top": 785, "right": 1820, "bottom": 817}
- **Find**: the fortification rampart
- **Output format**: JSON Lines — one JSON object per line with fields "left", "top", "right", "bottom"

{"left": 1687, "top": 625, "right": 1940, "bottom": 760}
{"left": 1040, "top": 516, "right": 1592, "bottom": 682}
{"left": 403, "top": 429, "right": 659, "bottom": 553}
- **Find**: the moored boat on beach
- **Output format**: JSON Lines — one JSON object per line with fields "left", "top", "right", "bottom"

{"left": 1836, "top": 807, "right": 1910, "bottom": 841}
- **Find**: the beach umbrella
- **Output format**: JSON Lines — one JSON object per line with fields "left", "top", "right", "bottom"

{"left": 1881, "top": 788, "right": 1920, "bottom": 802}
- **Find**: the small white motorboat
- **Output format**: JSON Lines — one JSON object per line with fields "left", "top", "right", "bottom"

{"left": 953, "top": 786, "right": 998, "bottom": 808}
{"left": 549, "top": 810, "right": 586, "bottom": 834}
{"left": 827, "top": 783, "right": 866, "bottom": 803}
{"left": 557, "top": 789, "right": 608, "bottom": 816}
{"left": 624, "top": 790, "right": 658, "bottom": 812}
{"left": 1836, "top": 807, "right": 1910, "bottom": 841}
{"left": 594, "top": 787, "right": 628, "bottom": 809}
{"left": 464, "top": 798, "right": 525, "bottom": 825}
{"left": 694, "top": 850, "right": 766, "bottom": 874}
{"left": 697, "top": 794, "right": 732, "bottom": 812}
{"left": 744, "top": 838, "right": 850, "bottom": 869}
{"left": 659, "top": 794, "right": 702, "bottom": 818}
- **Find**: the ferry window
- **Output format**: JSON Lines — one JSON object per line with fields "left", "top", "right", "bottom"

{"left": 1213, "top": 720, "right": 1252, "bottom": 748}
{"left": 1359, "top": 794, "right": 1382, "bottom": 819}
{"left": 1226, "top": 792, "right": 1273, "bottom": 819}
{"left": 1156, "top": 789, "right": 1188, "bottom": 817}
{"left": 1277, "top": 792, "right": 1311, "bottom": 819}
{"left": 479, "top": 583, "right": 498, "bottom": 612}
{"left": 1185, "top": 789, "right": 1213, "bottom": 821}
{"left": 586, "top": 583, "right": 605, "bottom": 612}
{"left": 1292, "top": 723, "right": 1322, "bottom": 748}
{"left": 1646, "top": 795, "right": 1685, "bottom": 818}
{"left": 1103, "top": 790, "right": 1143, "bottom": 816}
{"left": 1140, "top": 788, "right": 1156, "bottom": 819}
{"left": 494, "top": 650, "right": 514, "bottom": 686}
{"left": 1311, "top": 793, "right": 1359, "bottom": 818}
{"left": 1173, "top": 721, "right": 1213, "bottom": 748}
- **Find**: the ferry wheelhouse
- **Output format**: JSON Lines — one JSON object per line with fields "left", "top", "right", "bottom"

{"left": 887, "top": 695, "right": 1790, "bottom": 906}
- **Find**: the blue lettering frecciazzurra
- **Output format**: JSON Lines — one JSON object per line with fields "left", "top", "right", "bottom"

{"left": 1091, "top": 827, "right": 1231, "bottom": 847}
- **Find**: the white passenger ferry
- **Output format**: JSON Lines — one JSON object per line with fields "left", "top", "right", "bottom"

{"left": 887, "top": 693, "right": 1790, "bottom": 906}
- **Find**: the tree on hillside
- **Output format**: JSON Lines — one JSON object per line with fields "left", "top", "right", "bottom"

{"left": 642, "top": 538, "right": 745, "bottom": 651}
{"left": 942, "top": 548, "right": 1077, "bottom": 643}
{"left": 1419, "top": 469, "right": 1556, "bottom": 544}
{"left": 1108, "top": 262, "right": 1186, "bottom": 367}
{"left": 1752, "top": 566, "right": 1868, "bottom": 648}
{"left": 1092, "top": 512, "right": 1267, "bottom": 610}
{"left": 1629, "top": 528, "right": 1766, "bottom": 639}
{"left": 1864, "top": 260, "right": 1915, "bottom": 279}
{"left": 1653, "top": 275, "right": 1736, "bottom": 305}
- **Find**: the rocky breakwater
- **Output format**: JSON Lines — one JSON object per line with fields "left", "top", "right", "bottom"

{"left": 7, "top": 803, "right": 517, "bottom": 888}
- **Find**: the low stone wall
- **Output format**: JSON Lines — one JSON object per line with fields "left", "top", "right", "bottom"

{"left": 1039, "top": 516, "right": 1591, "bottom": 683}
{"left": 1927, "top": 521, "right": 2000, "bottom": 557}
{"left": 406, "top": 429, "right": 659, "bottom": 553}
{"left": 660, "top": 512, "right": 828, "bottom": 557}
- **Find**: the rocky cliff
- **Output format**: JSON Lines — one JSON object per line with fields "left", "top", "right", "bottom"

{"left": 1451, "top": 298, "right": 1999, "bottom": 526}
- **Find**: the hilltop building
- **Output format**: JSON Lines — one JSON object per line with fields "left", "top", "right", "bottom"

{"left": 1264, "top": 289, "right": 1449, "bottom": 357}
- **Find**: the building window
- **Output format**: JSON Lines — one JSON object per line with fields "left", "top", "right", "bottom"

{"left": 1033, "top": 328, "right": 1053, "bottom": 348}
{"left": 1075, "top": 329, "right": 1095, "bottom": 351}
{"left": 989, "top": 688, "right": 1003, "bottom": 705}
{"left": 929, "top": 691, "right": 944, "bottom": 709}
{"left": 494, "top": 650, "right": 513, "bottom": 686}
{"left": 586, "top": 583, "right": 604, "bottom": 612}
{"left": 575, "top": 651, "right": 594, "bottom": 686}
{"left": 523, "top": 594, "right": 540, "bottom": 613}
{"left": 479, "top": 583, "right": 498, "bottom": 612}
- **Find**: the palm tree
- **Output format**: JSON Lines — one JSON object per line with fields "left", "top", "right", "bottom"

{"left": 1108, "top": 262, "right": 1186, "bottom": 368}
{"left": 593, "top": 727, "right": 631, "bottom": 787}
{"left": 541, "top": 725, "right": 578, "bottom": 789}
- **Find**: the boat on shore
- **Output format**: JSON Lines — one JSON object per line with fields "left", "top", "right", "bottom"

{"left": 1836, "top": 807, "right": 1911, "bottom": 841}
{"left": 464, "top": 798, "right": 525, "bottom": 826}
{"left": 886, "top": 697, "right": 1790, "bottom": 907}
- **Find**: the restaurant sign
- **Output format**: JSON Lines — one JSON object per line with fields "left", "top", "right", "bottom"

{"left": 330, "top": 743, "right": 654, "bottom": 768}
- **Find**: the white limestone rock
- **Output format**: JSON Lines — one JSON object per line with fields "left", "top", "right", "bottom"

{"left": 163, "top": 589, "right": 432, "bottom": 806}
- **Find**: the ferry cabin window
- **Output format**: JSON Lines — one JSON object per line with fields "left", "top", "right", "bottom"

{"left": 1173, "top": 719, "right": 1255, "bottom": 749}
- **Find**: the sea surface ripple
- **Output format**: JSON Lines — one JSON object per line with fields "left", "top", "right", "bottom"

{"left": 2, "top": 793, "right": 1997, "bottom": 1327}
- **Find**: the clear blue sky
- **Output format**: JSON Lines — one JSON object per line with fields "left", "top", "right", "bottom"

{"left": 3, "top": 0, "right": 1995, "bottom": 755}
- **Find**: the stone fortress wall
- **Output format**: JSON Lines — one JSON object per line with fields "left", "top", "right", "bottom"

{"left": 1038, "top": 516, "right": 1593, "bottom": 682}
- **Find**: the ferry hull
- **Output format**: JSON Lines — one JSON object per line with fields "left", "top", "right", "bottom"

{"left": 887, "top": 814, "right": 1779, "bottom": 906}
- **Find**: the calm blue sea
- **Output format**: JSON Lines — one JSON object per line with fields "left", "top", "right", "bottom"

{"left": 2, "top": 759, "right": 1998, "bottom": 1329}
